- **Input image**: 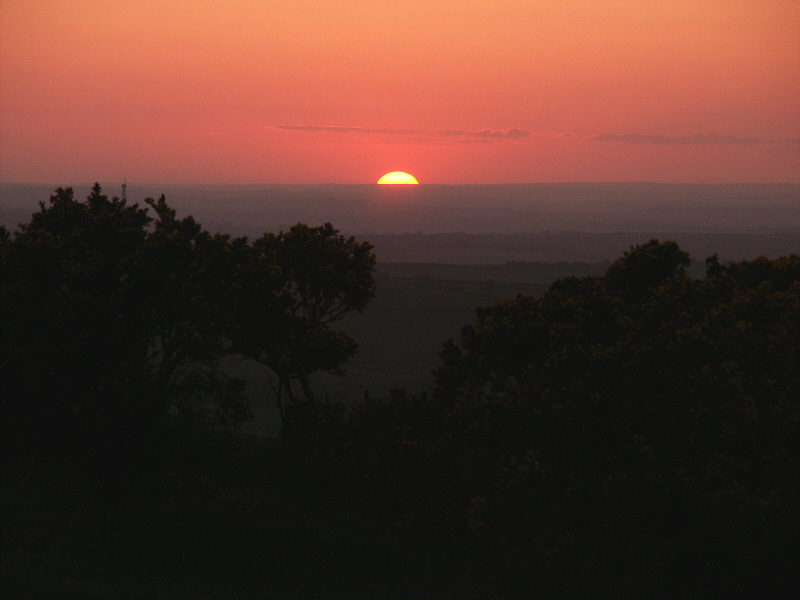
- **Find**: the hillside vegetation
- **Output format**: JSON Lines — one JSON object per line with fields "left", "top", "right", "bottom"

{"left": 2, "top": 187, "right": 798, "bottom": 598}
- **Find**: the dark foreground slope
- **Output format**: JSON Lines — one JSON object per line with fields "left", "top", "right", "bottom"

{"left": 4, "top": 246, "right": 798, "bottom": 600}
{"left": 2, "top": 424, "right": 456, "bottom": 600}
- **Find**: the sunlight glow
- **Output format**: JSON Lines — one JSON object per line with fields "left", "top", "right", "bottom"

{"left": 377, "top": 171, "right": 419, "bottom": 184}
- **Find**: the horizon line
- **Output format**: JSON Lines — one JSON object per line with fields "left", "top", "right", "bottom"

{"left": 3, "top": 180, "right": 799, "bottom": 187}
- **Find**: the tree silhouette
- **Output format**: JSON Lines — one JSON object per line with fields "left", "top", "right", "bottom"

{"left": 138, "top": 195, "right": 249, "bottom": 426}
{"left": 1, "top": 185, "right": 254, "bottom": 470}
{"left": 2, "top": 185, "right": 154, "bottom": 466}
{"left": 337, "top": 241, "right": 799, "bottom": 596}
{"left": 231, "top": 223, "right": 376, "bottom": 442}
{"left": 605, "top": 238, "right": 690, "bottom": 295}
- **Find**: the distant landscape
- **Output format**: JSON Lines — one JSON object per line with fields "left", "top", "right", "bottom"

{"left": 4, "top": 182, "right": 798, "bottom": 436}
{"left": 4, "top": 182, "right": 798, "bottom": 264}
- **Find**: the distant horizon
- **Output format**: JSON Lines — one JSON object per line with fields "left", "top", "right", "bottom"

{"left": 3, "top": 180, "right": 800, "bottom": 187}
{"left": 4, "top": 181, "right": 797, "bottom": 242}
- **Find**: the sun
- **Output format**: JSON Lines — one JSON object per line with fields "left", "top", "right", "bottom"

{"left": 377, "top": 171, "right": 419, "bottom": 184}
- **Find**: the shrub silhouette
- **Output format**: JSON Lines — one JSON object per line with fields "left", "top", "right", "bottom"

{"left": 336, "top": 241, "right": 799, "bottom": 596}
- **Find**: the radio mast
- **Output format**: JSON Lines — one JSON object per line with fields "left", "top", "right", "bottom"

{"left": 122, "top": 178, "right": 127, "bottom": 202}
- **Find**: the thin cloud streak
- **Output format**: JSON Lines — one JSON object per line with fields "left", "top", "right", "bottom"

{"left": 595, "top": 133, "right": 800, "bottom": 146}
{"left": 276, "top": 125, "right": 421, "bottom": 135}
{"left": 438, "top": 128, "right": 530, "bottom": 139}
{"left": 273, "top": 124, "right": 530, "bottom": 141}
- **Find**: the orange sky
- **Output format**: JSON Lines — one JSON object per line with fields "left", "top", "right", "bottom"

{"left": 1, "top": 0, "right": 798, "bottom": 184}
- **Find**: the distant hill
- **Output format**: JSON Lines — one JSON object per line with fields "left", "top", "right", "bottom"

{"left": 360, "top": 231, "right": 800, "bottom": 264}
{"left": 3, "top": 182, "right": 798, "bottom": 263}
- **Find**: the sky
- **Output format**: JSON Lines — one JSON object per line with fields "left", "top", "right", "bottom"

{"left": 1, "top": 0, "right": 799, "bottom": 184}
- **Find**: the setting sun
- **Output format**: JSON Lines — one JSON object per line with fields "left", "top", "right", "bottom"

{"left": 1, "top": 1, "right": 798, "bottom": 184}
{"left": 377, "top": 171, "right": 419, "bottom": 185}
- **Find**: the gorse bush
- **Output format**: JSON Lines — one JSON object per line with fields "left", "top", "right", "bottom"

{"left": 1, "top": 186, "right": 375, "bottom": 477}
{"left": 333, "top": 241, "right": 799, "bottom": 596}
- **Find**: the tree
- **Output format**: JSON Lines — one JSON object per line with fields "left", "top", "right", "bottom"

{"left": 337, "top": 241, "right": 799, "bottom": 596}
{"left": 604, "top": 238, "right": 690, "bottom": 295}
{"left": 137, "top": 195, "right": 249, "bottom": 426}
{"left": 2, "top": 185, "right": 154, "bottom": 463}
{"left": 436, "top": 242, "right": 798, "bottom": 593}
{"left": 1, "top": 185, "right": 250, "bottom": 471}
{"left": 231, "top": 223, "right": 376, "bottom": 439}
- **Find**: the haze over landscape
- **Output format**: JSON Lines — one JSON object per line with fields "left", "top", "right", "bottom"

{"left": 3, "top": 182, "right": 799, "bottom": 264}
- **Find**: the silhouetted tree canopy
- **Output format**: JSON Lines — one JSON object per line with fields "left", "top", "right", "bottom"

{"left": 137, "top": 194, "right": 248, "bottom": 427}
{"left": 335, "top": 241, "right": 799, "bottom": 596}
{"left": 230, "top": 223, "right": 376, "bottom": 447}
{"left": 605, "top": 238, "right": 690, "bottom": 294}
{"left": 1, "top": 187, "right": 376, "bottom": 469}
{"left": 2, "top": 186, "right": 157, "bottom": 467}
{"left": 1, "top": 185, "right": 386, "bottom": 598}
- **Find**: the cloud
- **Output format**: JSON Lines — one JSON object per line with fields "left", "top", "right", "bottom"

{"left": 276, "top": 125, "right": 422, "bottom": 136}
{"left": 594, "top": 133, "right": 798, "bottom": 146}
{"left": 273, "top": 124, "right": 530, "bottom": 142}
{"left": 439, "top": 128, "right": 530, "bottom": 140}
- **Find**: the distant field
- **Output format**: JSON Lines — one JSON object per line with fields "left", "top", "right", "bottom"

{"left": 362, "top": 231, "right": 800, "bottom": 264}
{"left": 3, "top": 182, "right": 799, "bottom": 237}
{"left": 235, "top": 261, "right": 609, "bottom": 437}
{"left": 4, "top": 182, "right": 798, "bottom": 265}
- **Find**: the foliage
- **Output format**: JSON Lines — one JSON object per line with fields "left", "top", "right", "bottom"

{"left": 1, "top": 422, "right": 442, "bottom": 600}
{"left": 4, "top": 213, "right": 799, "bottom": 598}
{"left": 2, "top": 186, "right": 155, "bottom": 467}
{"left": 230, "top": 223, "right": 376, "bottom": 448}
{"left": 2, "top": 187, "right": 376, "bottom": 472}
{"left": 137, "top": 195, "right": 249, "bottom": 425}
{"left": 1, "top": 186, "right": 252, "bottom": 471}
{"left": 335, "top": 241, "right": 800, "bottom": 596}
{"left": 604, "top": 238, "right": 690, "bottom": 295}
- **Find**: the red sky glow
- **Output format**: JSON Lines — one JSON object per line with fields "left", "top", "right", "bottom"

{"left": 1, "top": 0, "right": 798, "bottom": 184}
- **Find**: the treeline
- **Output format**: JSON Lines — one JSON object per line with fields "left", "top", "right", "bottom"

{"left": 1, "top": 184, "right": 375, "bottom": 481}
{"left": 2, "top": 187, "right": 798, "bottom": 597}
{"left": 329, "top": 240, "right": 799, "bottom": 596}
